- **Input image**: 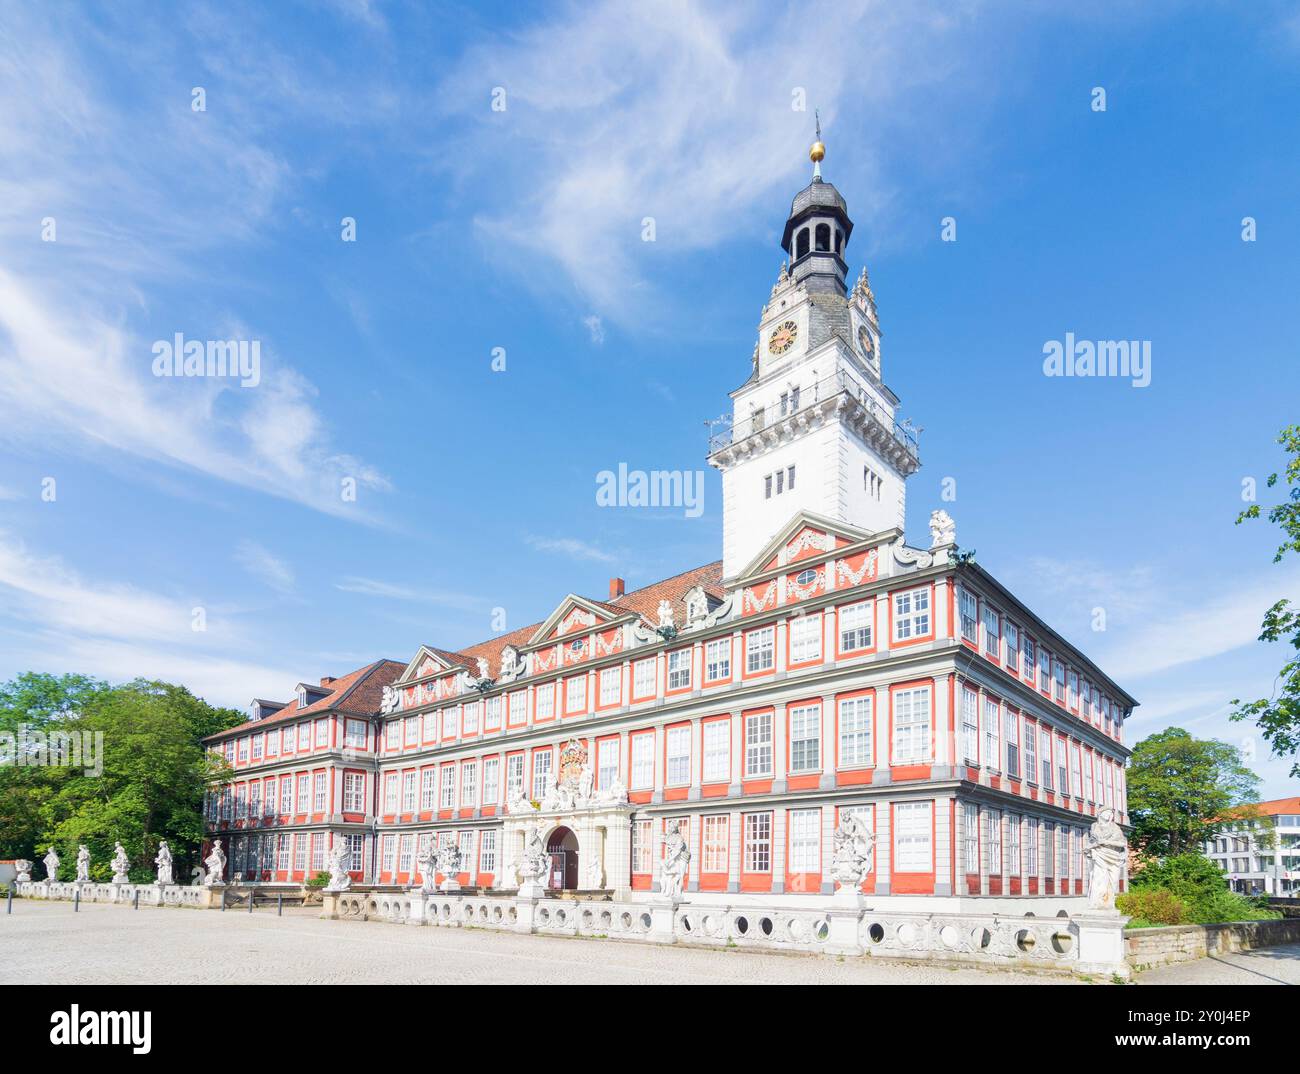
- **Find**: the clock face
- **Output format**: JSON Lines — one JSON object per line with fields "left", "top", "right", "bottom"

{"left": 769, "top": 320, "right": 798, "bottom": 355}
{"left": 858, "top": 325, "right": 876, "bottom": 362}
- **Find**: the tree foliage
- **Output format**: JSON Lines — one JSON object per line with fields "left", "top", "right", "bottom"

{"left": 1128, "top": 852, "right": 1278, "bottom": 925}
{"left": 1126, "top": 728, "right": 1260, "bottom": 856}
{"left": 1232, "top": 423, "right": 1300, "bottom": 777}
{"left": 0, "top": 672, "right": 242, "bottom": 882}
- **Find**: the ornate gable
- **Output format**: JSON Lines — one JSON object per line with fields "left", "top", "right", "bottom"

{"left": 739, "top": 510, "right": 873, "bottom": 582}
{"left": 528, "top": 595, "right": 624, "bottom": 648}
{"left": 396, "top": 645, "right": 464, "bottom": 686}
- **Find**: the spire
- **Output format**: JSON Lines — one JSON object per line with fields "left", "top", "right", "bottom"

{"left": 810, "top": 109, "right": 825, "bottom": 183}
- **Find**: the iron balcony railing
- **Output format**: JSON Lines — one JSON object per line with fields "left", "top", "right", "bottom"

{"left": 707, "top": 369, "right": 919, "bottom": 461}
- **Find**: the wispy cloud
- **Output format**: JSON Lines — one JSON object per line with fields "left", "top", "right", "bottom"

{"left": 234, "top": 540, "right": 295, "bottom": 594}
{"left": 583, "top": 315, "right": 606, "bottom": 344}
{"left": 335, "top": 576, "right": 484, "bottom": 611}
{"left": 525, "top": 534, "right": 619, "bottom": 564}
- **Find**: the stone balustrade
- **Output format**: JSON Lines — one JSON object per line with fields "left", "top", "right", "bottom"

{"left": 16, "top": 879, "right": 207, "bottom": 908}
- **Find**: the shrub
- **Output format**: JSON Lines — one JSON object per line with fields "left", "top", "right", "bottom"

{"left": 305, "top": 871, "right": 330, "bottom": 889}
{"left": 1129, "top": 852, "right": 1282, "bottom": 925}
{"left": 1116, "top": 888, "right": 1189, "bottom": 926}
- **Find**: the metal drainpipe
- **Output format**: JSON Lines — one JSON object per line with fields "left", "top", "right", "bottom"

{"left": 368, "top": 713, "right": 381, "bottom": 886}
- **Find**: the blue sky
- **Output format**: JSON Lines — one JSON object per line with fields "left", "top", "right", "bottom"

{"left": 0, "top": 1, "right": 1297, "bottom": 796}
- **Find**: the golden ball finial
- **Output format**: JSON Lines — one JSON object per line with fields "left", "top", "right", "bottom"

{"left": 809, "top": 141, "right": 825, "bottom": 163}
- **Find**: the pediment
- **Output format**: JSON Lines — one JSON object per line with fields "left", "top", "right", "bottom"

{"left": 736, "top": 510, "right": 872, "bottom": 581}
{"left": 528, "top": 595, "right": 623, "bottom": 648}
{"left": 397, "top": 645, "right": 466, "bottom": 685}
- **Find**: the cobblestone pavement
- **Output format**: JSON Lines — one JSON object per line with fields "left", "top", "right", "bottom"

{"left": 1, "top": 901, "right": 1084, "bottom": 985}
{"left": 1133, "top": 942, "right": 1300, "bottom": 985}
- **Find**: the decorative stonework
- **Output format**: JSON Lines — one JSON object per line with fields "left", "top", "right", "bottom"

{"left": 830, "top": 812, "right": 875, "bottom": 892}
{"left": 929, "top": 509, "right": 956, "bottom": 549}
{"left": 203, "top": 840, "right": 227, "bottom": 887}
{"left": 325, "top": 840, "right": 351, "bottom": 892}
{"left": 659, "top": 821, "right": 690, "bottom": 901}
{"left": 14, "top": 859, "right": 31, "bottom": 882}
{"left": 110, "top": 841, "right": 130, "bottom": 884}
{"left": 42, "top": 847, "right": 59, "bottom": 882}
{"left": 1084, "top": 807, "right": 1127, "bottom": 911}
{"left": 154, "top": 841, "right": 174, "bottom": 886}
{"left": 75, "top": 845, "right": 91, "bottom": 883}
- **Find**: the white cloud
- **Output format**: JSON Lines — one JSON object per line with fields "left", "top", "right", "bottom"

{"left": 525, "top": 535, "right": 618, "bottom": 564}
{"left": 234, "top": 540, "right": 296, "bottom": 594}
{"left": 583, "top": 315, "right": 606, "bottom": 344}
{"left": 334, "top": 576, "right": 484, "bottom": 611}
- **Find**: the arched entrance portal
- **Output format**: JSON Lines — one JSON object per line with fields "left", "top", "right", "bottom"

{"left": 546, "top": 826, "right": 579, "bottom": 891}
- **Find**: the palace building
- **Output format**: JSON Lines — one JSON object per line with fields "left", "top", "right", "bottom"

{"left": 203, "top": 138, "right": 1135, "bottom": 912}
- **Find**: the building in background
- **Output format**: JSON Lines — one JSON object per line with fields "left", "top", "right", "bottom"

{"left": 1205, "top": 796, "right": 1300, "bottom": 896}
{"left": 204, "top": 135, "right": 1136, "bottom": 911}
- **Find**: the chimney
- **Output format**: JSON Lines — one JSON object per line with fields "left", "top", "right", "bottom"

{"left": 320, "top": 676, "right": 335, "bottom": 687}
{"left": 609, "top": 577, "right": 625, "bottom": 599}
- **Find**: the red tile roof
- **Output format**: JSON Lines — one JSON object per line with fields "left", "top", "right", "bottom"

{"left": 1226, "top": 796, "right": 1300, "bottom": 817}
{"left": 206, "top": 659, "right": 404, "bottom": 742}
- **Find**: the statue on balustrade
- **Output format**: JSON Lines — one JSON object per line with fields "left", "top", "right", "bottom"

{"left": 203, "top": 840, "right": 227, "bottom": 887}
{"left": 43, "top": 847, "right": 60, "bottom": 882}
{"left": 831, "top": 812, "right": 875, "bottom": 890}
{"left": 75, "top": 845, "right": 91, "bottom": 883}
{"left": 154, "top": 840, "right": 174, "bottom": 886}
{"left": 1084, "top": 807, "right": 1127, "bottom": 912}
{"left": 659, "top": 821, "right": 691, "bottom": 901}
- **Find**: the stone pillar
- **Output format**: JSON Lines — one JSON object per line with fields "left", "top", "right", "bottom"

{"left": 727, "top": 808, "right": 742, "bottom": 893}
{"left": 727, "top": 712, "right": 742, "bottom": 796}
{"left": 771, "top": 703, "right": 787, "bottom": 794}
{"left": 819, "top": 694, "right": 836, "bottom": 790}
{"left": 771, "top": 807, "right": 786, "bottom": 894}
{"left": 406, "top": 889, "right": 427, "bottom": 926}
{"left": 1076, "top": 913, "right": 1131, "bottom": 978}
{"left": 688, "top": 716, "right": 702, "bottom": 801}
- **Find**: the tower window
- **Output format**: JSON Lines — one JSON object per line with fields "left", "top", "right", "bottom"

{"left": 788, "top": 465, "right": 796, "bottom": 490}
{"left": 864, "top": 467, "right": 882, "bottom": 499}
{"left": 835, "top": 230, "right": 844, "bottom": 254}
{"left": 815, "top": 223, "right": 830, "bottom": 252}
{"left": 765, "top": 475, "right": 772, "bottom": 499}
{"left": 764, "top": 466, "right": 796, "bottom": 499}
{"left": 796, "top": 228, "right": 810, "bottom": 259}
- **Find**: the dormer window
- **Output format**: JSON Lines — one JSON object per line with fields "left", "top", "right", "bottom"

{"left": 297, "top": 687, "right": 308, "bottom": 707}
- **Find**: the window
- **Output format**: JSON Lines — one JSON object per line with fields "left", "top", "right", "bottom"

{"left": 263, "top": 780, "right": 275, "bottom": 816}
{"left": 1057, "top": 737, "right": 1069, "bottom": 796}
{"left": 1059, "top": 827, "right": 1070, "bottom": 881}
{"left": 864, "top": 466, "right": 882, "bottom": 498}
{"left": 383, "top": 772, "right": 398, "bottom": 814}
{"left": 315, "top": 719, "right": 329, "bottom": 748}
{"left": 986, "top": 810, "right": 1002, "bottom": 874}
{"left": 419, "top": 768, "right": 436, "bottom": 811}
{"left": 1037, "top": 648, "right": 1050, "bottom": 692}
{"left": 396, "top": 770, "right": 413, "bottom": 812}
{"left": 633, "top": 658, "right": 656, "bottom": 698}
{"left": 892, "top": 687, "right": 931, "bottom": 765}
{"left": 982, "top": 697, "right": 1000, "bottom": 771}
{"left": 237, "top": 737, "right": 248, "bottom": 763}
{"left": 565, "top": 675, "right": 587, "bottom": 713}
{"left": 535, "top": 683, "right": 555, "bottom": 720}
{"left": 1040, "top": 727, "right": 1053, "bottom": 789}
{"left": 893, "top": 801, "right": 933, "bottom": 872}
{"left": 1070, "top": 744, "right": 1082, "bottom": 800}
{"left": 462, "top": 702, "right": 480, "bottom": 736}
{"left": 667, "top": 649, "right": 692, "bottom": 691}
{"left": 296, "top": 722, "right": 310, "bottom": 751}
{"left": 442, "top": 707, "right": 457, "bottom": 739}
{"left": 266, "top": 729, "right": 280, "bottom": 758}
{"left": 249, "top": 781, "right": 261, "bottom": 816}
{"left": 461, "top": 761, "right": 478, "bottom": 807}
{"left": 789, "top": 615, "right": 822, "bottom": 664}
{"left": 702, "top": 717, "right": 733, "bottom": 780}
{"left": 789, "top": 704, "right": 821, "bottom": 772}
{"left": 384, "top": 721, "right": 400, "bottom": 751}
{"left": 1053, "top": 661, "right": 1066, "bottom": 702}
{"left": 278, "top": 833, "right": 291, "bottom": 871}
{"left": 440, "top": 765, "right": 456, "bottom": 810}
{"left": 1008, "top": 814, "right": 1021, "bottom": 876}
{"left": 745, "top": 626, "right": 775, "bottom": 673}
{"left": 506, "top": 754, "right": 524, "bottom": 800}
{"left": 531, "top": 750, "right": 552, "bottom": 799}
{"left": 1024, "top": 721, "right": 1037, "bottom": 784}
{"left": 1067, "top": 670, "right": 1078, "bottom": 708}
{"left": 795, "top": 567, "right": 817, "bottom": 587}
{"left": 485, "top": 696, "right": 502, "bottom": 731}
{"left": 344, "top": 771, "right": 365, "bottom": 812}
{"left": 1026, "top": 819, "right": 1039, "bottom": 877}
{"left": 347, "top": 834, "right": 363, "bottom": 872}
{"left": 279, "top": 777, "right": 292, "bottom": 815}
{"left": 963, "top": 803, "right": 979, "bottom": 873}
{"left": 397, "top": 834, "right": 413, "bottom": 874}
{"left": 839, "top": 600, "right": 873, "bottom": 652}
{"left": 1022, "top": 634, "right": 1034, "bottom": 679}
{"left": 599, "top": 667, "right": 621, "bottom": 706}
{"left": 235, "top": 784, "right": 246, "bottom": 818}
{"left": 597, "top": 738, "right": 620, "bottom": 788}
{"left": 705, "top": 637, "right": 731, "bottom": 682}
{"left": 480, "top": 831, "right": 497, "bottom": 874}
{"left": 251, "top": 734, "right": 263, "bottom": 761}
{"left": 344, "top": 718, "right": 366, "bottom": 749}
{"left": 665, "top": 725, "right": 691, "bottom": 786}
{"left": 631, "top": 819, "right": 652, "bottom": 874}
{"left": 508, "top": 691, "right": 527, "bottom": 726}
{"left": 483, "top": 757, "right": 500, "bottom": 805}
{"left": 744, "top": 711, "right": 773, "bottom": 777}
{"left": 961, "top": 688, "right": 979, "bottom": 765}
{"left": 789, "top": 809, "right": 821, "bottom": 872}
{"left": 1005, "top": 622, "right": 1020, "bottom": 671}
{"left": 297, "top": 772, "right": 310, "bottom": 813}
{"left": 838, "top": 696, "right": 873, "bottom": 768}
{"left": 631, "top": 733, "right": 655, "bottom": 789}
{"left": 702, "top": 816, "right": 729, "bottom": 873}
{"left": 893, "top": 587, "right": 931, "bottom": 640}
{"left": 292, "top": 834, "right": 307, "bottom": 872}
{"left": 983, "top": 606, "right": 1000, "bottom": 658}
{"left": 378, "top": 835, "right": 393, "bottom": 874}
{"left": 959, "top": 588, "right": 978, "bottom": 643}
{"left": 1084, "top": 750, "right": 1095, "bottom": 803}
{"left": 743, "top": 812, "right": 772, "bottom": 872}
{"left": 1004, "top": 709, "right": 1020, "bottom": 778}
{"left": 225, "top": 740, "right": 235, "bottom": 764}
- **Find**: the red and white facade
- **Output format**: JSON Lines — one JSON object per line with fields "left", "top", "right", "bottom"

{"left": 204, "top": 163, "right": 1134, "bottom": 913}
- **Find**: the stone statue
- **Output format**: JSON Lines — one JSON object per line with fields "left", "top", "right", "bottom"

{"left": 379, "top": 684, "right": 399, "bottom": 715}
{"left": 659, "top": 821, "right": 690, "bottom": 901}
{"left": 203, "top": 839, "right": 227, "bottom": 887}
{"left": 154, "top": 841, "right": 174, "bottom": 885}
{"left": 324, "top": 840, "right": 351, "bottom": 892}
{"left": 42, "top": 847, "right": 59, "bottom": 882}
{"left": 14, "top": 860, "right": 31, "bottom": 882}
{"left": 598, "top": 777, "right": 628, "bottom": 806}
{"left": 1084, "top": 807, "right": 1128, "bottom": 911}
{"left": 929, "top": 509, "right": 956, "bottom": 549}
{"left": 577, "top": 763, "right": 594, "bottom": 804}
{"left": 75, "top": 844, "right": 91, "bottom": 883}
{"left": 110, "top": 841, "right": 130, "bottom": 884}
{"left": 416, "top": 842, "right": 438, "bottom": 893}
{"left": 518, "top": 823, "right": 549, "bottom": 888}
{"left": 437, "top": 841, "right": 462, "bottom": 879}
{"left": 830, "top": 812, "right": 875, "bottom": 889}
{"left": 508, "top": 791, "right": 536, "bottom": 815}
{"left": 656, "top": 599, "right": 674, "bottom": 630}
{"left": 476, "top": 657, "right": 490, "bottom": 680}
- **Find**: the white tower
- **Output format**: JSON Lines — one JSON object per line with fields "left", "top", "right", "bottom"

{"left": 708, "top": 127, "right": 921, "bottom": 579}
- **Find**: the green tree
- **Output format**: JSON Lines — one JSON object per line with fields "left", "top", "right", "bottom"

{"left": 1232, "top": 424, "right": 1300, "bottom": 777}
{"left": 0, "top": 673, "right": 242, "bottom": 880}
{"left": 1126, "top": 728, "right": 1260, "bottom": 856}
